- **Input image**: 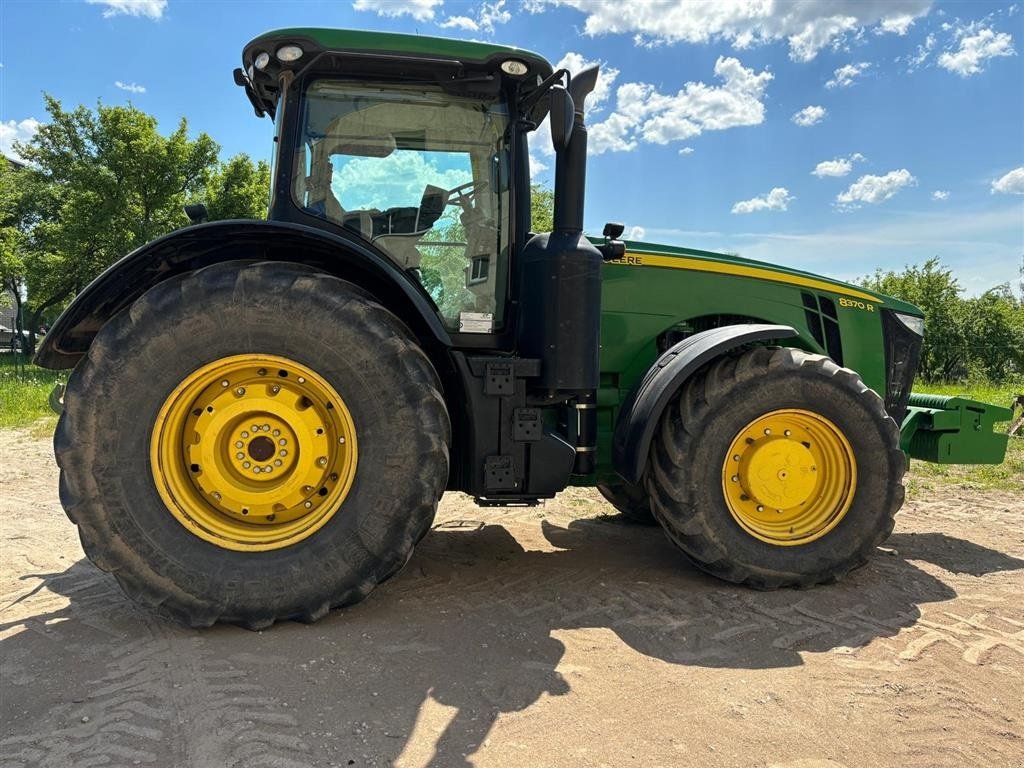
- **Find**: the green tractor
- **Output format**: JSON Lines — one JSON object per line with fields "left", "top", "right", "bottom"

{"left": 36, "top": 29, "right": 1011, "bottom": 629}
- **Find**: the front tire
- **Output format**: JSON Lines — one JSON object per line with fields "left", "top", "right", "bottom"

{"left": 646, "top": 346, "right": 905, "bottom": 589}
{"left": 56, "top": 261, "right": 450, "bottom": 628}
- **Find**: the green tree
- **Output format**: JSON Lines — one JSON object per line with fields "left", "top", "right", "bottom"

{"left": 861, "top": 258, "right": 967, "bottom": 381}
{"left": 9, "top": 96, "right": 219, "bottom": 353}
{"left": 202, "top": 154, "right": 271, "bottom": 220}
{"left": 861, "top": 257, "right": 1024, "bottom": 383}
{"left": 530, "top": 183, "right": 554, "bottom": 233}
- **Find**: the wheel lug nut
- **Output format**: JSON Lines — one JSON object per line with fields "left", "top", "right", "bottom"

{"left": 279, "top": 439, "right": 287, "bottom": 446}
{"left": 236, "top": 452, "right": 244, "bottom": 460}
{"left": 274, "top": 459, "right": 282, "bottom": 466}
{"left": 757, "top": 505, "right": 765, "bottom": 512}
{"left": 243, "top": 461, "right": 251, "bottom": 469}
{"left": 784, "top": 430, "right": 792, "bottom": 437}
{"left": 270, "top": 385, "right": 280, "bottom": 395}
{"left": 298, "top": 376, "right": 306, "bottom": 384}
{"left": 221, "top": 380, "right": 229, "bottom": 387}
{"left": 303, "top": 485, "right": 314, "bottom": 493}
{"left": 235, "top": 441, "right": 243, "bottom": 449}
{"left": 317, "top": 457, "right": 327, "bottom": 467}
{"left": 304, "top": 501, "right": 313, "bottom": 509}
{"left": 273, "top": 429, "right": 281, "bottom": 436}
{"left": 258, "top": 368, "right": 267, "bottom": 376}
{"left": 251, "top": 424, "right": 259, "bottom": 432}
{"left": 733, "top": 454, "right": 740, "bottom": 461}
{"left": 731, "top": 475, "right": 738, "bottom": 482}
{"left": 252, "top": 467, "right": 260, "bottom": 474}
{"left": 338, "top": 437, "right": 346, "bottom": 444}
{"left": 241, "top": 431, "right": 249, "bottom": 438}
{"left": 213, "top": 492, "right": 222, "bottom": 500}
{"left": 764, "top": 428, "right": 771, "bottom": 435}
{"left": 280, "top": 449, "right": 288, "bottom": 457}
{"left": 262, "top": 424, "right": 270, "bottom": 431}
{"left": 235, "top": 387, "right": 245, "bottom": 396}
{"left": 264, "top": 466, "right": 273, "bottom": 473}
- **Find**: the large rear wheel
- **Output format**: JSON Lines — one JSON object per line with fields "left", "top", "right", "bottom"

{"left": 646, "top": 346, "right": 905, "bottom": 589}
{"left": 56, "top": 261, "right": 450, "bottom": 628}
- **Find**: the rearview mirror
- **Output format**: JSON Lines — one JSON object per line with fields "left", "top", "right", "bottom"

{"left": 549, "top": 86, "right": 574, "bottom": 152}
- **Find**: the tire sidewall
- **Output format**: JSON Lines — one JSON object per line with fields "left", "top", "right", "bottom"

{"left": 72, "top": 262, "right": 447, "bottom": 618}
{"left": 680, "top": 363, "right": 901, "bottom": 575}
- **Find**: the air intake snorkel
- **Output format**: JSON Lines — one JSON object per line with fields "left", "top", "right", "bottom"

{"left": 518, "top": 64, "right": 603, "bottom": 474}
{"left": 553, "top": 65, "right": 599, "bottom": 233}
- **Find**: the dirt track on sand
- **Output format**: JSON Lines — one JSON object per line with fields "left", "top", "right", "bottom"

{"left": 1, "top": 427, "right": 1022, "bottom": 768}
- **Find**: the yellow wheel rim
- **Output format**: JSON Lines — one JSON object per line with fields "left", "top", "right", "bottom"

{"left": 150, "top": 355, "right": 357, "bottom": 552}
{"left": 722, "top": 409, "right": 856, "bottom": 546}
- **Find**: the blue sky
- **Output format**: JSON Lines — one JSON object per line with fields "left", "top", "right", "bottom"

{"left": 1, "top": 0, "right": 1022, "bottom": 294}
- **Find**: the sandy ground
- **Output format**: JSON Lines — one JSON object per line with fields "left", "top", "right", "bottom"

{"left": 1, "top": 428, "right": 1022, "bottom": 768}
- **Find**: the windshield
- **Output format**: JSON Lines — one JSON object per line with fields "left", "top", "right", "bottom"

{"left": 293, "top": 80, "right": 511, "bottom": 332}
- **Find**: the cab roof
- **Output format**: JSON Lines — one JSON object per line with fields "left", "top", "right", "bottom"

{"left": 239, "top": 28, "right": 554, "bottom": 118}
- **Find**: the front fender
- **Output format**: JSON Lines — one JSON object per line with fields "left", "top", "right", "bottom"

{"left": 612, "top": 324, "right": 798, "bottom": 484}
{"left": 34, "top": 219, "right": 451, "bottom": 369}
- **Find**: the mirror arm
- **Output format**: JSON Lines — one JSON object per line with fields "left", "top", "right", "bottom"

{"left": 518, "top": 68, "right": 570, "bottom": 116}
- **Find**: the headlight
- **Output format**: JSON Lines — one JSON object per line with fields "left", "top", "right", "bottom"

{"left": 276, "top": 44, "right": 304, "bottom": 63}
{"left": 894, "top": 311, "right": 924, "bottom": 336}
{"left": 254, "top": 51, "right": 270, "bottom": 70}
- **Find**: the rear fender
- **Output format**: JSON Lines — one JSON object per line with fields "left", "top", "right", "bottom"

{"left": 34, "top": 219, "right": 451, "bottom": 369}
{"left": 612, "top": 324, "right": 798, "bottom": 484}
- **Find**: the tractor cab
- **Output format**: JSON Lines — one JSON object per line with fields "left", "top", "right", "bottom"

{"left": 237, "top": 29, "right": 566, "bottom": 335}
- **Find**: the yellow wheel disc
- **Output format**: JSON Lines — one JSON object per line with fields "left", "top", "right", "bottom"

{"left": 722, "top": 409, "right": 856, "bottom": 546}
{"left": 150, "top": 355, "right": 357, "bottom": 551}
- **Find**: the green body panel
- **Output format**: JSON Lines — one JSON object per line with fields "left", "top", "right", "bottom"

{"left": 245, "top": 27, "right": 552, "bottom": 75}
{"left": 900, "top": 394, "right": 1012, "bottom": 464}
{"left": 585, "top": 240, "right": 1008, "bottom": 482}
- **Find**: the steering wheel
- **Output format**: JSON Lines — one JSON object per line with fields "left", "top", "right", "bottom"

{"left": 447, "top": 180, "right": 488, "bottom": 208}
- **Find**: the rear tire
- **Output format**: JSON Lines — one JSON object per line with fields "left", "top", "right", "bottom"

{"left": 646, "top": 346, "right": 905, "bottom": 589}
{"left": 596, "top": 480, "right": 656, "bottom": 525}
{"left": 56, "top": 261, "right": 450, "bottom": 628}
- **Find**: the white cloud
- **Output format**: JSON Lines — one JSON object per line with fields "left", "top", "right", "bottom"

{"left": 439, "top": 1, "right": 510, "bottom": 34}
{"left": 938, "top": 24, "right": 1016, "bottom": 76}
{"left": 115, "top": 80, "right": 146, "bottom": 94}
{"left": 811, "top": 152, "right": 865, "bottom": 177}
{"left": 86, "top": 0, "right": 166, "bottom": 19}
{"left": 332, "top": 150, "right": 471, "bottom": 211}
{"left": 678, "top": 146, "right": 695, "bottom": 155}
{"left": 732, "top": 187, "right": 794, "bottom": 214}
{"left": 439, "top": 15, "right": 477, "bottom": 31}
{"left": 991, "top": 166, "right": 1024, "bottom": 195}
{"left": 351, "top": 0, "right": 441, "bottom": 22}
{"left": 902, "top": 33, "right": 936, "bottom": 72}
{"left": 879, "top": 14, "right": 917, "bottom": 35}
{"left": 932, "top": 190, "right": 950, "bottom": 201}
{"left": 825, "top": 61, "right": 871, "bottom": 88}
{"left": 0, "top": 117, "right": 40, "bottom": 161}
{"left": 836, "top": 169, "right": 917, "bottom": 209}
{"left": 528, "top": 151, "right": 549, "bottom": 176}
{"left": 531, "top": 53, "right": 771, "bottom": 159}
{"left": 792, "top": 105, "right": 827, "bottom": 126}
{"left": 625, "top": 225, "right": 645, "bottom": 239}
{"left": 526, "top": 0, "right": 931, "bottom": 61}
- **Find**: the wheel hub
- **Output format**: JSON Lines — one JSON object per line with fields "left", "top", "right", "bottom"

{"left": 151, "top": 355, "right": 358, "bottom": 551}
{"left": 722, "top": 409, "right": 856, "bottom": 546}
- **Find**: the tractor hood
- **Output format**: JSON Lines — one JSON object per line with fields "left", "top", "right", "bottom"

{"left": 608, "top": 237, "right": 923, "bottom": 316}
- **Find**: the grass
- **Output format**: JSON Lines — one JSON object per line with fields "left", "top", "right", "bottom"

{"left": 0, "top": 355, "right": 63, "bottom": 436}
{"left": 1, "top": 356, "right": 1020, "bottom": 493}
{"left": 906, "top": 379, "right": 1023, "bottom": 495}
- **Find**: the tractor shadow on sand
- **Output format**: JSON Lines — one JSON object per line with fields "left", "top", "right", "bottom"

{"left": 2, "top": 516, "right": 1022, "bottom": 767}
